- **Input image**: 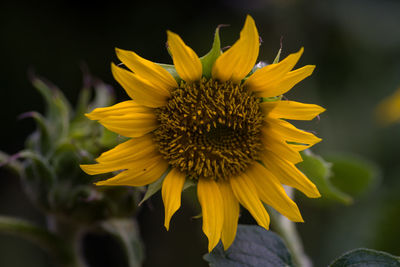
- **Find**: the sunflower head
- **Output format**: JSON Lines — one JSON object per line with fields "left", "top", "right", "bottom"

{"left": 81, "top": 15, "right": 325, "bottom": 252}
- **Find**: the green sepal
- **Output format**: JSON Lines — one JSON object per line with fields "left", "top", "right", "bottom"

{"left": 273, "top": 47, "right": 282, "bottom": 64}
{"left": 200, "top": 26, "right": 222, "bottom": 78}
{"left": 138, "top": 170, "right": 196, "bottom": 206}
{"left": 138, "top": 169, "right": 170, "bottom": 206}
{"left": 159, "top": 63, "right": 181, "bottom": 83}
{"left": 261, "top": 95, "right": 282, "bottom": 103}
{"left": 297, "top": 150, "right": 353, "bottom": 204}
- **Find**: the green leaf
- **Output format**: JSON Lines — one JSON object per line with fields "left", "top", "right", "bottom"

{"left": 0, "top": 215, "right": 73, "bottom": 264}
{"left": 329, "top": 248, "right": 400, "bottom": 267}
{"left": 200, "top": 26, "right": 222, "bottom": 78}
{"left": 297, "top": 150, "right": 352, "bottom": 204}
{"left": 325, "top": 154, "right": 380, "bottom": 197}
{"left": 102, "top": 219, "right": 144, "bottom": 267}
{"left": 204, "top": 225, "right": 293, "bottom": 267}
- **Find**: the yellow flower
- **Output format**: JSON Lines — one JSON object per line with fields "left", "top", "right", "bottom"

{"left": 81, "top": 15, "right": 325, "bottom": 252}
{"left": 375, "top": 87, "right": 400, "bottom": 125}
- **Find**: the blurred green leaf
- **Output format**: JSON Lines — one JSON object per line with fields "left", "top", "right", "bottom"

{"left": 329, "top": 248, "right": 400, "bottom": 267}
{"left": 200, "top": 26, "right": 222, "bottom": 78}
{"left": 0, "top": 151, "right": 23, "bottom": 176}
{"left": 88, "top": 80, "right": 115, "bottom": 111}
{"left": 204, "top": 225, "right": 293, "bottom": 267}
{"left": 102, "top": 219, "right": 144, "bottom": 267}
{"left": 325, "top": 154, "right": 380, "bottom": 197}
{"left": 297, "top": 150, "right": 352, "bottom": 204}
{"left": 0, "top": 216, "right": 74, "bottom": 265}
{"left": 31, "top": 76, "right": 71, "bottom": 141}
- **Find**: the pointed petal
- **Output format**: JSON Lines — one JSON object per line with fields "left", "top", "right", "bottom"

{"left": 111, "top": 63, "right": 169, "bottom": 108}
{"left": 95, "top": 156, "right": 168, "bottom": 187}
{"left": 212, "top": 15, "right": 259, "bottom": 83}
{"left": 261, "top": 126, "right": 303, "bottom": 164}
{"left": 262, "top": 100, "right": 325, "bottom": 120}
{"left": 167, "top": 31, "right": 202, "bottom": 82}
{"left": 261, "top": 151, "right": 321, "bottom": 198}
{"left": 289, "top": 144, "right": 312, "bottom": 151}
{"left": 248, "top": 163, "right": 303, "bottom": 222}
{"left": 265, "top": 117, "right": 322, "bottom": 146}
{"left": 95, "top": 135, "right": 155, "bottom": 163}
{"left": 218, "top": 181, "right": 239, "bottom": 250}
{"left": 245, "top": 47, "right": 304, "bottom": 91}
{"left": 162, "top": 168, "right": 186, "bottom": 230}
{"left": 198, "top": 178, "right": 224, "bottom": 252}
{"left": 80, "top": 135, "right": 159, "bottom": 175}
{"left": 230, "top": 173, "right": 270, "bottom": 230}
{"left": 116, "top": 48, "right": 178, "bottom": 90}
{"left": 257, "top": 65, "right": 315, "bottom": 97}
{"left": 86, "top": 100, "right": 158, "bottom": 138}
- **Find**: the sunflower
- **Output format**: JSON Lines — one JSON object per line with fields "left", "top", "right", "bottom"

{"left": 81, "top": 15, "right": 325, "bottom": 252}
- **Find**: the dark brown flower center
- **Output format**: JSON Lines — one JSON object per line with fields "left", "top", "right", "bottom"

{"left": 153, "top": 78, "right": 264, "bottom": 180}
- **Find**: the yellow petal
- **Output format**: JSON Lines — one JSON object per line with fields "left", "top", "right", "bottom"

{"left": 245, "top": 47, "right": 304, "bottom": 91}
{"left": 261, "top": 151, "right": 321, "bottom": 198}
{"left": 218, "top": 181, "right": 239, "bottom": 250}
{"left": 262, "top": 100, "right": 325, "bottom": 120}
{"left": 167, "top": 31, "right": 202, "bottom": 82}
{"left": 248, "top": 163, "right": 303, "bottom": 222}
{"left": 111, "top": 63, "right": 169, "bottom": 108}
{"left": 265, "top": 117, "right": 322, "bottom": 146}
{"left": 261, "top": 126, "right": 303, "bottom": 164}
{"left": 212, "top": 15, "right": 259, "bottom": 83}
{"left": 115, "top": 48, "right": 178, "bottom": 91}
{"left": 289, "top": 144, "right": 313, "bottom": 152}
{"left": 162, "top": 168, "right": 186, "bottom": 230}
{"left": 95, "top": 135, "right": 155, "bottom": 163}
{"left": 230, "top": 172, "right": 270, "bottom": 230}
{"left": 81, "top": 151, "right": 160, "bottom": 176}
{"left": 198, "top": 178, "right": 224, "bottom": 252}
{"left": 95, "top": 156, "right": 168, "bottom": 187}
{"left": 80, "top": 135, "right": 159, "bottom": 175}
{"left": 258, "top": 65, "right": 315, "bottom": 98}
{"left": 86, "top": 100, "right": 158, "bottom": 138}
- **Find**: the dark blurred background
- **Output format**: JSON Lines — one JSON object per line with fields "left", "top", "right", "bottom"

{"left": 1, "top": 0, "right": 400, "bottom": 266}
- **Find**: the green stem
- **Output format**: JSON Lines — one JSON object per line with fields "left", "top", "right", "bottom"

{"left": 0, "top": 215, "right": 75, "bottom": 266}
{"left": 47, "top": 215, "right": 88, "bottom": 267}
{"left": 267, "top": 188, "right": 312, "bottom": 267}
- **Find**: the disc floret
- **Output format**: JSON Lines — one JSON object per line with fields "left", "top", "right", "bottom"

{"left": 154, "top": 78, "right": 264, "bottom": 180}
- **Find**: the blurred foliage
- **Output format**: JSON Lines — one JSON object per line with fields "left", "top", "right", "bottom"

{"left": 329, "top": 248, "right": 400, "bottom": 267}
{"left": 1, "top": 0, "right": 400, "bottom": 266}
{"left": 204, "top": 225, "right": 293, "bottom": 267}
{"left": 0, "top": 72, "right": 143, "bottom": 267}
